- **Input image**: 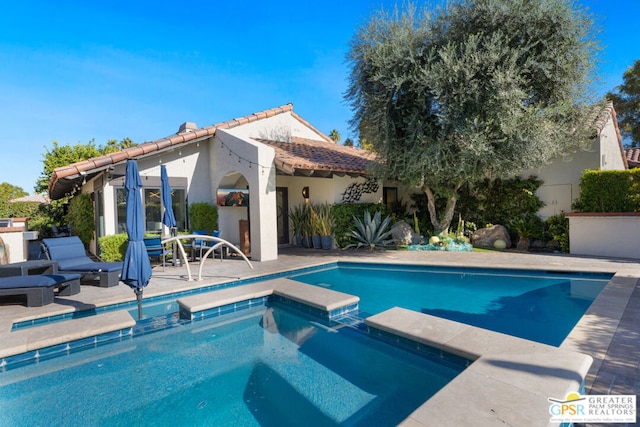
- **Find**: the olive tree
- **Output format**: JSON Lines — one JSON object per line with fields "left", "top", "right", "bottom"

{"left": 346, "top": 0, "right": 600, "bottom": 233}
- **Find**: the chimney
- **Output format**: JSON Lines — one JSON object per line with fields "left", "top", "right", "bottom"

{"left": 177, "top": 122, "right": 197, "bottom": 134}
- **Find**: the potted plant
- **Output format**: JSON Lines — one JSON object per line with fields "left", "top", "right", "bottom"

{"left": 316, "top": 203, "right": 334, "bottom": 250}
{"left": 289, "top": 204, "right": 307, "bottom": 246}
{"left": 309, "top": 204, "right": 323, "bottom": 249}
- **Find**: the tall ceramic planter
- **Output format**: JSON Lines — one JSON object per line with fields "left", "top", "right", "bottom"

{"left": 321, "top": 235, "right": 332, "bottom": 250}
{"left": 312, "top": 234, "right": 322, "bottom": 249}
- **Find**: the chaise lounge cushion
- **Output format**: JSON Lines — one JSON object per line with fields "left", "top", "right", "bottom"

{"left": 57, "top": 260, "right": 123, "bottom": 273}
{"left": 0, "top": 274, "right": 78, "bottom": 289}
{"left": 0, "top": 273, "right": 81, "bottom": 307}
{"left": 41, "top": 236, "right": 123, "bottom": 287}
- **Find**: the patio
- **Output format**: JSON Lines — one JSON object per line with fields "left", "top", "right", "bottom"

{"left": 0, "top": 248, "right": 638, "bottom": 425}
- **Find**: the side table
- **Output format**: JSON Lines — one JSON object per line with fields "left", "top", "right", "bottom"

{"left": 0, "top": 260, "right": 59, "bottom": 277}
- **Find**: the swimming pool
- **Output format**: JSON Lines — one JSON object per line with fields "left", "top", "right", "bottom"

{"left": 290, "top": 263, "right": 612, "bottom": 346}
{"left": 0, "top": 303, "right": 465, "bottom": 426}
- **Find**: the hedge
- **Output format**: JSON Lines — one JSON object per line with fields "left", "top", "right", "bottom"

{"left": 573, "top": 169, "right": 640, "bottom": 213}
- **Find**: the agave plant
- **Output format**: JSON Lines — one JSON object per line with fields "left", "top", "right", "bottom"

{"left": 345, "top": 210, "right": 395, "bottom": 250}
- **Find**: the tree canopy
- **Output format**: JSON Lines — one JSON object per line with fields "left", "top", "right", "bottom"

{"left": 345, "top": 0, "right": 600, "bottom": 233}
{"left": 607, "top": 59, "right": 640, "bottom": 147}
{"left": 0, "top": 182, "right": 27, "bottom": 202}
{"left": 328, "top": 129, "right": 341, "bottom": 143}
{"left": 36, "top": 138, "right": 137, "bottom": 194}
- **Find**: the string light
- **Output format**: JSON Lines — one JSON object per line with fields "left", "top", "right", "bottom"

{"left": 218, "top": 141, "right": 271, "bottom": 171}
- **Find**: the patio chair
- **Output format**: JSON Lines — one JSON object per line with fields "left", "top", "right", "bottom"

{"left": 197, "top": 230, "right": 225, "bottom": 261}
{"left": 41, "top": 236, "right": 122, "bottom": 287}
{"left": 0, "top": 273, "right": 81, "bottom": 307}
{"left": 144, "top": 236, "right": 170, "bottom": 271}
{"left": 51, "top": 224, "right": 70, "bottom": 237}
{"left": 189, "top": 230, "right": 208, "bottom": 261}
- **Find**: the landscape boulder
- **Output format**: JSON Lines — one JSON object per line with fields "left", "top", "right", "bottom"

{"left": 392, "top": 221, "right": 421, "bottom": 245}
{"left": 471, "top": 225, "right": 511, "bottom": 248}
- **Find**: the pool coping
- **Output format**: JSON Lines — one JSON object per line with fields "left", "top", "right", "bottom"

{"left": 0, "top": 311, "right": 135, "bottom": 361}
{"left": 366, "top": 307, "right": 592, "bottom": 426}
{"left": 177, "top": 278, "right": 360, "bottom": 320}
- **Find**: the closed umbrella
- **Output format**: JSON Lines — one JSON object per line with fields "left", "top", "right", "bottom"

{"left": 161, "top": 165, "right": 176, "bottom": 228}
{"left": 161, "top": 165, "right": 177, "bottom": 265}
{"left": 121, "top": 159, "right": 153, "bottom": 320}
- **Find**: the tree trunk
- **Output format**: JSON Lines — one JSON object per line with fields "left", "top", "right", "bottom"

{"left": 424, "top": 186, "right": 460, "bottom": 235}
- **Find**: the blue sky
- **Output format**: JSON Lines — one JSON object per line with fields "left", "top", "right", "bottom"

{"left": 1, "top": 0, "right": 638, "bottom": 194}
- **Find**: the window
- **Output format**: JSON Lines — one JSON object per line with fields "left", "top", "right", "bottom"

{"left": 116, "top": 188, "right": 127, "bottom": 234}
{"left": 116, "top": 187, "right": 187, "bottom": 233}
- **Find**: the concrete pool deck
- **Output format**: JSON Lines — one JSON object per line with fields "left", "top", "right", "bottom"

{"left": 0, "top": 248, "right": 638, "bottom": 426}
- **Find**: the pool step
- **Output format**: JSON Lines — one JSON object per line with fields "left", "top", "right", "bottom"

{"left": 177, "top": 278, "right": 359, "bottom": 321}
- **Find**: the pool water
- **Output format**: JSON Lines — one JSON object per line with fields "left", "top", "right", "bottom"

{"left": 0, "top": 304, "right": 464, "bottom": 426}
{"left": 290, "top": 263, "right": 612, "bottom": 346}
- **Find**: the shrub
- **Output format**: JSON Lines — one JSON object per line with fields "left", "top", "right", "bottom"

{"left": 573, "top": 169, "right": 640, "bottom": 212}
{"left": 545, "top": 213, "right": 569, "bottom": 253}
{"left": 189, "top": 202, "right": 218, "bottom": 233}
{"left": 454, "top": 176, "right": 545, "bottom": 228}
{"left": 345, "top": 211, "right": 395, "bottom": 250}
{"left": 331, "top": 203, "right": 389, "bottom": 248}
{"left": 510, "top": 214, "right": 546, "bottom": 241}
{"left": 98, "top": 233, "right": 128, "bottom": 261}
{"left": 65, "top": 193, "right": 94, "bottom": 246}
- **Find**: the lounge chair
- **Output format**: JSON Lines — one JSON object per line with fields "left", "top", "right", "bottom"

{"left": 0, "top": 273, "right": 81, "bottom": 307}
{"left": 41, "top": 236, "right": 122, "bottom": 287}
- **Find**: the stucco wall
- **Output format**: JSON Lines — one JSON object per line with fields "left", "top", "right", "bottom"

{"left": 521, "top": 140, "right": 600, "bottom": 219}
{"left": 519, "top": 110, "right": 626, "bottom": 219}
{"left": 224, "top": 112, "right": 324, "bottom": 143}
{"left": 212, "top": 129, "right": 277, "bottom": 261}
{"left": 567, "top": 213, "right": 640, "bottom": 259}
{"left": 598, "top": 113, "right": 626, "bottom": 171}
{"left": 0, "top": 232, "right": 26, "bottom": 263}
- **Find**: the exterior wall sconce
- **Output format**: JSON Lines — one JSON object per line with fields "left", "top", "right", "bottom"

{"left": 302, "top": 186, "right": 310, "bottom": 199}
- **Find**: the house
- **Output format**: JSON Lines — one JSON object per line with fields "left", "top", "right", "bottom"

{"left": 520, "top": 101, "right": 628, "bottom": 219}
{"left": 48, "top": 104, "right": 410, "bottom": 261}
{"left": 48, "top": 102, "right": 627, "bottom": 259}
{"left": 625, "top": 147, "right": 640, "bottom": 169}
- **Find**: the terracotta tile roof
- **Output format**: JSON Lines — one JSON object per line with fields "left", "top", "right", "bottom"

{"left": 257, "top": 136, "right": 375, "bottom": 177}
{"left": 49, "top": 104, "right": 296, "bottom": 199}
{"left": 626, "top": 147, "right": 640, "bottom": 168}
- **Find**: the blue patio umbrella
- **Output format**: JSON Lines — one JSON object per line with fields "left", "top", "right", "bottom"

{"left": 121, "top": 159, "right": 153, "bottom": 320}
{"left": 161, "top": 165, "right": 178, "bottom": 266}
{"left": 161, "top": 165, "right": 176, "bottom": 228}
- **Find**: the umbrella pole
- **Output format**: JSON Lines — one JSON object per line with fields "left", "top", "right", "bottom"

{"left": 135, "top": 288, "right": 143, "bottom": 320}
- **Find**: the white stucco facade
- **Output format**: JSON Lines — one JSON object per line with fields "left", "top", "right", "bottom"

{"left": 521, "top": 107, "right": 627, "bottom": 219}
{"left": 72, "top": 106, "right": 383, "bottom": 262}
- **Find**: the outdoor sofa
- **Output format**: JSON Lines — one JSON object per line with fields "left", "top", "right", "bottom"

{"left": 0, "top": 273, "right": 81, "bottom": 307}
{"left": 41, "top": 236, "right": 122, "bottom": 287}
